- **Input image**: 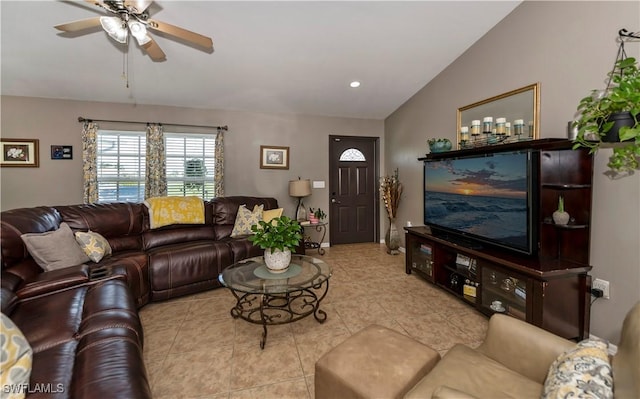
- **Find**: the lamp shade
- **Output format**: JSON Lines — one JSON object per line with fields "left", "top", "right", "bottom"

{"left": 289, "top": 179, "right": 311, "bottom": 197}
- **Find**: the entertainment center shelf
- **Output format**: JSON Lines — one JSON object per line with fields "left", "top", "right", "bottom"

{"left": 409, "top": 139, "right": 593, "bottom": 340}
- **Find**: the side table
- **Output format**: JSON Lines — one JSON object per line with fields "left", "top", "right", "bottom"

{"left": 302, "top": 221, "right": 327, "bottom": 255}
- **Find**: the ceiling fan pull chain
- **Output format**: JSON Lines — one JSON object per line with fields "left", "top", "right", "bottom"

{"left": 121, "top": 39, "right": 130, "bottom": 89}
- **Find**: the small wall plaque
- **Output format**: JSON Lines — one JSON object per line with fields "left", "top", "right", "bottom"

{"left": 51, "top": 145, "right": 73, "bottom": 160}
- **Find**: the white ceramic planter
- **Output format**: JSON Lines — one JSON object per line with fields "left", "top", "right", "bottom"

{"left": 264, "top": 248, "right": 292, "bottom": 273}
{"left": 552, "top": 210, "right": 570, "bottom": 225}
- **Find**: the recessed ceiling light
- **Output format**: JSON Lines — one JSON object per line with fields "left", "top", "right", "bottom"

{"left": 350, "top": 81, "right": 361, "bottom": 88}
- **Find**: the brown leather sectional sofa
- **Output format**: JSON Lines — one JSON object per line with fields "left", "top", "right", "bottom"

{"left": 0, "top": 196, "right": 279, "bottom": 398}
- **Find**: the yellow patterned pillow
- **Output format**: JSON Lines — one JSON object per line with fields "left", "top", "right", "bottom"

{"left": 542, "top": 338, "right": 613, "bottom": 399}
{"left": 263, "top": 208, "right": 284, "bottom": 223}
{"left": 75, "top": 231, "right": 112, "bottom": 263}
{"left": 1, "top": 313, "right": 32, "bottom": 399}
{"left": 145, "top": 196, "right": 205, "bottom": 229}
{"left": 231, "top": 204, "right": 264, "bottom": 237}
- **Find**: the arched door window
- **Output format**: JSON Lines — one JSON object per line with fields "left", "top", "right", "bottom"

{"left": 339, "top": 148, "right": 366, "bottom": 162}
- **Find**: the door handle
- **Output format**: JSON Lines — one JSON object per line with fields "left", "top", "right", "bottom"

{"left": 331, "top": 198, "right": 341, "bottom": 204}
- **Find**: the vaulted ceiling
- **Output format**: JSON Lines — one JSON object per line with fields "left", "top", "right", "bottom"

{"left": 1, "top": 1, "right": 520, "bottom": 119}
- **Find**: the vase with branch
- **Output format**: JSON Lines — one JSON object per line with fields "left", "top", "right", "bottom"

{"left": 380, "top": 168, "right": 403, "bottom": 254}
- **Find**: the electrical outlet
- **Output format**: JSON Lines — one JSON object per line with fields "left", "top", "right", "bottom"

{"left": 593, "top": 278, "right": 610, "bottom": 299}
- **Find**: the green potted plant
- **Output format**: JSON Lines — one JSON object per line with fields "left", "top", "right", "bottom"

{"left": 573, "top": 54, "right": 640, "bottom": 176}
{"left": 249, "top": 216, "right": 302, "bottom": 273}
{"left": 311, "top": 208, "right": 326, "bottom": 221}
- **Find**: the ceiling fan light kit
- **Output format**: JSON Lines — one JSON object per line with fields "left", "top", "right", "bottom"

{"left": 100, "top": 16, "right": 128, "bottom": 44}
{"left": 55, "top": 0, "right": 214, "bottom": 62}
{"left": 127, "top": 20, "right": 151, "bottom": 45}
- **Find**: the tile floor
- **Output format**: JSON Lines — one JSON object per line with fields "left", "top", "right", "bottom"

{"left": 140, "top": 243, "right": 489, "bottom": 399}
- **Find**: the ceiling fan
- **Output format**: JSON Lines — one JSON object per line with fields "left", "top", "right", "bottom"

{"left": 55, "top": 0, "right": 214, "bottom": 62}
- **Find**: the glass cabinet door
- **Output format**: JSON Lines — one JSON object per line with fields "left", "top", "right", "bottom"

{"left": 481, "top": 264, "right": 527, "bottom": 320}
{"left": 410, "top": 242, "right": 434, "bottom": 280}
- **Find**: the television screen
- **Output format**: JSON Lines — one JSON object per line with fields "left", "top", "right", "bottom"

{"left": 424, "top": 150, "right": 534, "bottom": 254}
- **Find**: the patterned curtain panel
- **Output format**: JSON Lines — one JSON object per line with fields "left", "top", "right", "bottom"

{"left": 82, "top": 122, "right": 99, "bottom": 204}
{"left": 214, "top": 128, "right": 225, "bottom": 197}
{"left": 145, "top": 123, "right": 167, "bottom": 199}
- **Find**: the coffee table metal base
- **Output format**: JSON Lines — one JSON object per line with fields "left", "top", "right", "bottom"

{"left": 228, "top": 280, "right": 329, "bottom": 349}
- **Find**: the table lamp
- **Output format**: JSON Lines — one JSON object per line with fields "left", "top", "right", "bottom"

{"left": 289, "top": 178, "right": 312, "bottom": 221}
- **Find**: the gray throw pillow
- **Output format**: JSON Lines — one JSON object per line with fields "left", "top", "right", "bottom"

{"left": 21, "top": 222, "right": 90, "bottom": 271}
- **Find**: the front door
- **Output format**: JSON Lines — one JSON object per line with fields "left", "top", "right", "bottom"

{"left": 329, "top": 135, "right": 379, "bottom": 245}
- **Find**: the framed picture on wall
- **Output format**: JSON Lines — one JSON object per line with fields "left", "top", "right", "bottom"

{"left": 260, "top": 145, "right": 289, "bottom": 169}
{"left": 0, "top": 138, "right": 39, "bottom": 167}
{"left": 51, "top": 145, "right": 73, "bottom": 160}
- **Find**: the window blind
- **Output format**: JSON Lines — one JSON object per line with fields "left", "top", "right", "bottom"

{"left": 97, "top": 130, "right": 146, "bottom": 202}
{"left": 165, "top": 133, "right": 217, "bottom": 199}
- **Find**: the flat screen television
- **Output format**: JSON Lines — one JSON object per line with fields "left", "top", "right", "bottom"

{"left": 424, "top": 150, "right": 537, "bottom": 255}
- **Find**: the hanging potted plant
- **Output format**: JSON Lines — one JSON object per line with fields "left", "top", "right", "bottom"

{"left": 572, "top": 29, "right": 640, "bottom": 177}
{"left": 249, "top": 216, "right": 302, "bottom": 273}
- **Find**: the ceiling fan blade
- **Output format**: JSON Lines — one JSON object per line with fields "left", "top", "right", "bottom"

{"left": 55, "top": 17, "right": 102, "bottom": 32}
{"left": 85, "top": 0, "right": 111, "bottom": 11}
{"left": 124, "top": 0, "right": 153, "bottom": 14}
{"left": 142, "top": 37, "right": 166, "bottom": 61}
{"left": 147, "top": 19, "right": 213, "bottom": 51}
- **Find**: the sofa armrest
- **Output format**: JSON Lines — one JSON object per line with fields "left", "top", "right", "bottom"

{"left": 16, "top": 265, "right": 91, "bottom": 299}
{"left": 477, "top": 314, "right": 575, "bottom": 384}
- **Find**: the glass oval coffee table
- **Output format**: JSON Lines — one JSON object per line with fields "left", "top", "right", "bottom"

{"left": 218, "top": 254, "right": 332, "bottom": 349}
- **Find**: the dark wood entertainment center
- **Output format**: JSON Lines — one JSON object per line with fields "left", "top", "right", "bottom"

{"left": 406, "top": 139, "right": 593, "bottom": 340}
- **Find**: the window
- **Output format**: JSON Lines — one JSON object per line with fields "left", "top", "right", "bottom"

{"left": 165, "top": 133, "right": 217, "bottom": 199}
{"left": 339, "top": 148, "right": 366, "bottom": 161}
{"left": 95, "top": 129, "right": 220, "bottom": 203}
{"left": 97, "top": 131, "right": 146, "bottom": 202}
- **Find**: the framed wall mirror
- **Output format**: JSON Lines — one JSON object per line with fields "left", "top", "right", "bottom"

{"left": 457, "top": 83, "right": 540, "bottom": 149}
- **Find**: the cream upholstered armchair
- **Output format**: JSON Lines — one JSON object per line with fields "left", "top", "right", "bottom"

{"left": 316, "top": 302, "right": 640, "bottom": 399}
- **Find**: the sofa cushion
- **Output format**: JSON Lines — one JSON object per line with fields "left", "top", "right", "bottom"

{"left": 97, "top": 251, "right": 150, "bottom": 308}
{"left": 230, "top": 204, "right": 264, "bottom": 237}
{"left": 405, "top": 344, "right": 544, "bottom": 399}
{"left": 56, "top": 203, "right": 146, "bottom": 253}
{"left": 263, "top": 208, "right": 284, "bottom": 222}
{"left": 542, "top": 338, "right": 613, "bottom": 399}
{"left": 145, "top": 196, "right": 205, "bottom": 229}
{"left": 224, "top": 236, "right": 265, "bottom": 263}
{"left": 20, "top": 223, "right": 90, "bottom": 271}
{"left": 1, "top": 206, "right": 62, "bottom": 270}
{"left": 16, "top": 279, "right": 151, "bottom": 399}
{"left": 75, "top": 231, "right": 112, "bottom": 262}
{"left": 148, "top": 241, "right": 233, "bottom": 301}
{"left": 210, "top": 197, "right": 279, "bottom": 240}
{"left": 0, "top": 313, "right": 32, "bottom": 398}
{"left": 142, "top": 225, "right": 215, "bottom": 251}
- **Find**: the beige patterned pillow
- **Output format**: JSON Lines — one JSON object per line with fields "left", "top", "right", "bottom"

{"left": 21, "top": 222, "right": 90, "bottom": 271}
{"left": 542, "top": 338, "right": 613, "bottom": 399}
{"left": 231, "top": 204, "right": 264, "bottom": 237}
{"left": 75, "top": 231, "right": 112, "bottom": 263}
{"left": 0, "top": 313, "right": 32, "bottom": 399}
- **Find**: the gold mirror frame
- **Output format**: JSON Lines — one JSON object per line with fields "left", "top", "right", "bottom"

{"left": 456, "top": 83, "right": 540, "bottom": 149}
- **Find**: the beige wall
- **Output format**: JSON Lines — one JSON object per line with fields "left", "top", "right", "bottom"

{"left": 385, "top": 1, "right": 640, "bottom": 343}
{"left": 0, "top": 96, "right": 384, "bottom": 245}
